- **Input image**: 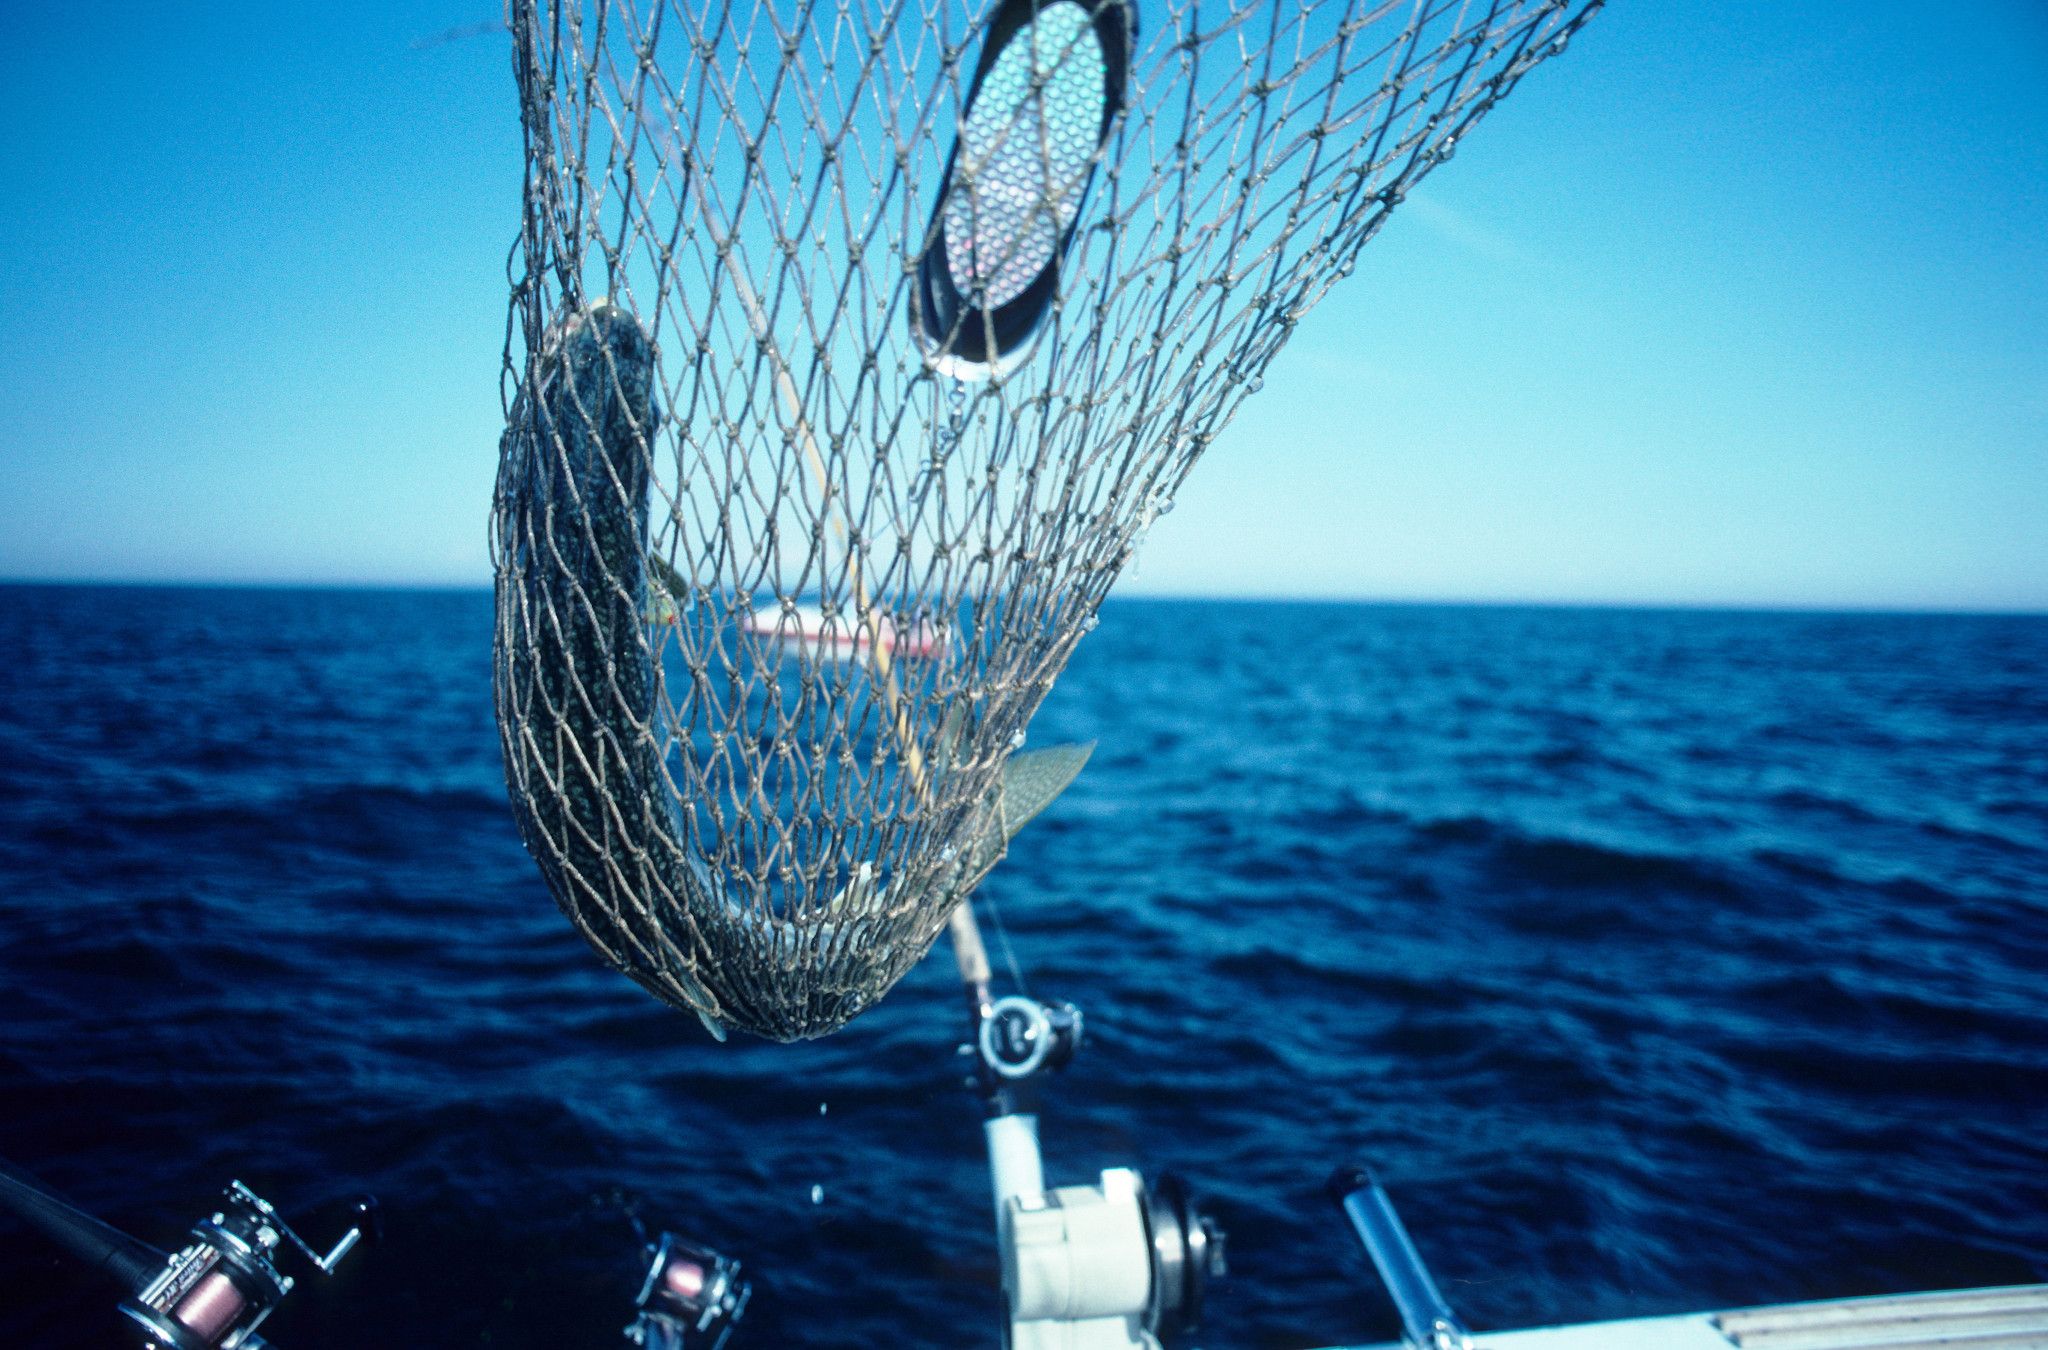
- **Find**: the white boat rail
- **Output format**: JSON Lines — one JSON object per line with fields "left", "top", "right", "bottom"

{"left": 1331, "top": 1283, "right": 2048, "bottom": 1350}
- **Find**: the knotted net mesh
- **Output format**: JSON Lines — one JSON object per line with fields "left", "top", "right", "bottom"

{"left": 494, "top": 0, "right": 1600, "bottom": 1041}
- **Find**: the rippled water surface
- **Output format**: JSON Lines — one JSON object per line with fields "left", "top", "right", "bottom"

{"left": 1, "top": 586, "right": 2042, "bottom": 1348}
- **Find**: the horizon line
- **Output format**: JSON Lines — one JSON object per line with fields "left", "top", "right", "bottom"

{"left": 1, "top": 575, "right": 2042, "bottom": 619}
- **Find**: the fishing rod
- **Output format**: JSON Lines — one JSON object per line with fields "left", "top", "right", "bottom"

{"left": 946, "top": 903, "right": 1226, "bottom": 1350}
{"left": 0, "top": 1154, "right": 164, "bottom": 1294}
{"left": 0, "top": 1152, "right": 377, "bottom": 1350}
{"left": 1328, "top": 1166, "right": 1472, "bottom": 1350}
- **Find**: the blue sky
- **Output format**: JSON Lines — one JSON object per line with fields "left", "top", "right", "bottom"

{"left": 1, "top": 2, "right": 2042, "bottom": 610}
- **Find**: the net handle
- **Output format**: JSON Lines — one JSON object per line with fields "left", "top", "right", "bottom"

{"left": 728, "top": 266, "right": 993, "bottom": 1005}
{"left": 724, "top": 268, "right": 930, "bottom": 787}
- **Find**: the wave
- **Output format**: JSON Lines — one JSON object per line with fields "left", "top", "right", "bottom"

{"left": 4, "top": 589, "right": 2045, "bottom": 1350}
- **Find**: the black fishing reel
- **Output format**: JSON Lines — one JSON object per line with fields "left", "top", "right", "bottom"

{"left": 976, "top": 995, "right": 1083, "bottom": 1085}
{"left": 118, "top": 1182, "right": 378, "bottom": 1350}
{"left": 625, "top": 1231, "right": 751, "bottom": 1350}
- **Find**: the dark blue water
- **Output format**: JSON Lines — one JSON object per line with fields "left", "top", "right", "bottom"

{"left": 1, "top": 585, "right": 2042, "bottom": 1348}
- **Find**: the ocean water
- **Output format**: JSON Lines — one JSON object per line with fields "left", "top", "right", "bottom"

{"left": 0, "top": 585, "right": 2042, "bottom": 1349}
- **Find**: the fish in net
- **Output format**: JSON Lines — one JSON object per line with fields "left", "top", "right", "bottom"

{"left": 493, "top": 0, "right": 1600, "bottom": 1041}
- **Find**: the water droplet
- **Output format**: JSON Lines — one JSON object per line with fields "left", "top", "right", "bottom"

{"left": 811, "top": 1185, "right": 825, "bottom": 1205}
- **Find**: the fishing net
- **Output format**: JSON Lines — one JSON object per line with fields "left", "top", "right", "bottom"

{"left": 494, "top": 0, "right": 1600, "bottom": 1041}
